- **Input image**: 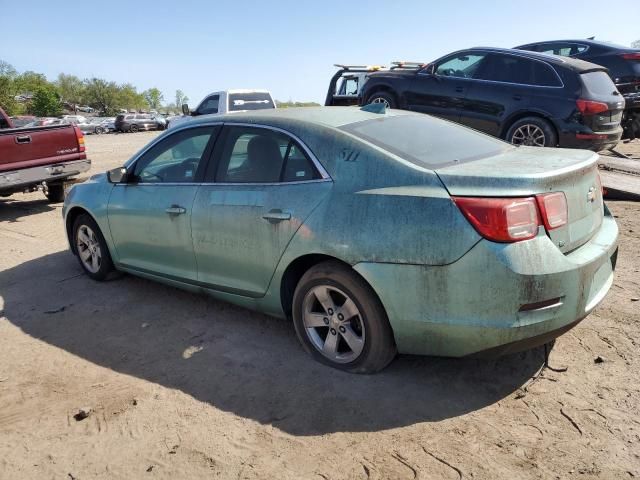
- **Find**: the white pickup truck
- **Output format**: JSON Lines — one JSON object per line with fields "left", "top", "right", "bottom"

{"left": 168, "top": 89, "right": 276, "bottom": 129}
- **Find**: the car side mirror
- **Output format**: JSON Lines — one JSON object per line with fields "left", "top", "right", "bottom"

{"left": 181, "top": 103, "right": 191, "bottom": 115}
{"left": 107, "top": 167, "right": 128, "bottom": 184}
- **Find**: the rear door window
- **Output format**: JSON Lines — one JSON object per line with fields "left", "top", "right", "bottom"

{"left": 476, "top": 54, "right": 561, "bottom": 86}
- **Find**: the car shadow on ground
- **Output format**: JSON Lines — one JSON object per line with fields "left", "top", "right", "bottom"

{"left": 0, "top": 251, "right": 545, "bottom": 436}
{"left": 0, "top": 197, "right": 57, "bottom": 223}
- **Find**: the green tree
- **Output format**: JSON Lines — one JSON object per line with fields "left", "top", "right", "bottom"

{"left": 143, "top": 87, "right": 164, "bottom": 110}
{"left": 56, "top": 73, "right": 85, "bottom": 111}
{"left": 0, "top": 60, "right": 19, "bottom": 114}
{"left": 14, "top": 71, "right": 50, "bottom": 95}
{"left": 30, "top": 87, "right": 62, "bottom": 116}
{"left": 175, "top": 89, "right": 189, "bottom": 108}
{"left": 117, "top": 83, "right": 146, "bottom": 112}
{"left": 83, "top": 78, "right": 120, "bottom": 115}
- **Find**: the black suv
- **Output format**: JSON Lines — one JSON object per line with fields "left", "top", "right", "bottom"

{"left": 515, "top": 39, "right": 640, "bottom": 140}
{"left": 335, "top": 48, "right": 624, "bottom": 151}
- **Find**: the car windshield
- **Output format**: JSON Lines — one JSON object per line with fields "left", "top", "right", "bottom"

{"left": 228, "top": 92, "right": 275, "bottom": 111}
{"left": 341, "top": 114, "right": 510, "bottom": 168}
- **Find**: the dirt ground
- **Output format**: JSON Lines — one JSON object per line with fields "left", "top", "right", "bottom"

{"left": 1, "top": 132, "right": 639, "bottom": 479}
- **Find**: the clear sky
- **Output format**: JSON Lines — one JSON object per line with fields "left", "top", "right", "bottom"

{"left": 1, "top": 0, "right": 638, "bottom": 105}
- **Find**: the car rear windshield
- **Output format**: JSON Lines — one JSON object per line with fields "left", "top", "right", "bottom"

{"left": 341, "top": 114, "right": 509, "bottom": 168}
{"left": 580, "top": 71, "right": 618, "bottom": 96}
{"left": 228, "top": 92, "right": 275, "bottom": 112}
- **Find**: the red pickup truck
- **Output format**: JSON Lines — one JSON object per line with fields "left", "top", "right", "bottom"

{"left": 0, "top": 107, "right": 91, "bottom": 202}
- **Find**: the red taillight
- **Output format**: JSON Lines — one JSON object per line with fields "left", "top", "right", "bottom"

{"left": 576, "top": 99, "right": 609, "bottom": 115}
{"left": 535, "top": 192, "right": 568, "bottom": 230}
{"left": 73, "top": 126, "right": 86, "bottom": 153}
{"left": 453, "top": 197, "right": 541, "bottom": 243}
{"left": 621, "top": 52, "right": 640, "bottom": 61}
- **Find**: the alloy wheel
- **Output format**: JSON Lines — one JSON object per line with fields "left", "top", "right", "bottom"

{"left": 371, "top": 97, "right": 391, "bottom": 109}
{"left": 76, "top": 224, "right": 102, "bottom": 273}
{"left": 511, "top": 124, "right": 546, "bottom": 147}
{"left": 302, "top": 285, "right": 366, "bottom": 363}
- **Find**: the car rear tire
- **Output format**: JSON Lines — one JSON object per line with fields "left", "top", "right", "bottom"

{"left": 45, "top": 182, "right": 65, "bottom": 202}
{"left": 292, "top": 261, "right": 397, "bottom": 373}
{"left": 130, "top": 124, "right": 139, "bottom": 133}
{"left": 367, "top": 92, "right": 396, "bottom": 109}
{"left": 506, "top": 117, "right": 557, "bottom": 147}
{"left": 95, "top": 126, "right": 104, "bottom": 135}
{"left": 72, "top": 213, "right": 114, "bottom": 281}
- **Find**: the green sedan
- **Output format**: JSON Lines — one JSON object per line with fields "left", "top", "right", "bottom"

{"left": 62, "top": 107, "right": 618, "bottom": 373}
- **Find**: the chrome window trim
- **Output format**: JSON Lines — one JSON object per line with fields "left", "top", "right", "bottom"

{"left": 419, "top": 49, "right": 565, "bottom": 88}
{"left": 113, "top": 179, "right": 331, "bottom": 187}
{"left": 123, "top": 120, "right": 332, "bottom": 185}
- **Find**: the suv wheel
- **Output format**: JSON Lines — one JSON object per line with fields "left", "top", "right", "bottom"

{"left": 292, "top": 261, "right": 397, "bottom": 373}
{"left": 506, "top": 117, "right": 557, "bottom": 147}
{"left": 367, "top": 92, "right": 396, "bottom": 109}
{"left": 130, "top": 124, "right": 139, "bottom": 133}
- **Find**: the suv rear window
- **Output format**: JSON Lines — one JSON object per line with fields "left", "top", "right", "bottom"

{"left": 341, "top": 114, "right": 509, "bottom": 168}
{"left": 477, "top": 54, "right": 562, "bottom": 87}
{"left": 228, "top": 92, "right": 275, "bottom": 112}
{"left": 580, "top": 71, "right": 618, "bottom": 96}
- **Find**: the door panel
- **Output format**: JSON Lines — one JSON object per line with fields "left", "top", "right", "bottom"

{"left": 461, "top": 82, "right": 530, "bottom": 136}
{"left": 108, "top": 185, "right": 199, "bottom": 280}
{"left": 192, "top": 182, "right": 331, "bottom": 296}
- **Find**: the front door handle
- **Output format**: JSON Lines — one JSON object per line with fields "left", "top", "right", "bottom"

{"left": 165, "top": 205, "right": 186, "bottom": 215}
{"left": 262, "top": 209, "right": 291, "bottom": 224}
{"left": 15, "top": 135, "right": 32, "bottom": 144}
{"left": 455, "top": 86, "right": 464, "bottom": 93}
{"left": 513, "top": 95, "right": 523, "bottom": 101}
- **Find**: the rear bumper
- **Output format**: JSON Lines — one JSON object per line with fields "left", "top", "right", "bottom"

{"left": 558, "top": 128, "right": 623, "bottom": 151}
{"left": 354, "top": 208, "right": 619, "bottom": 357}
{"left": 0, "top": 159, "right": 91, "bottom": 193}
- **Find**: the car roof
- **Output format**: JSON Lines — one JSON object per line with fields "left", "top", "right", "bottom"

{"left": 515, "top": 39, "right": 637, "bottom": 52}
{"left": 183, "top": 106, "right": 414, "bottom": 129}
{"left": 464, "top": 47, "right": 607, "bottom": 72}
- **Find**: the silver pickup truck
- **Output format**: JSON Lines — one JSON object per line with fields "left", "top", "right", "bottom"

{"left": 168, "top": 89, "right": 276, "bottom": 129}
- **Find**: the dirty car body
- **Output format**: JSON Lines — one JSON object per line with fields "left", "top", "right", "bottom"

{"left": 63, "top": 107, "right": 618, "bottom": 372}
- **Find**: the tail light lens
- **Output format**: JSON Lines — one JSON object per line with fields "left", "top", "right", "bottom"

{"left": 453, "top": 197, "right": 541, "bottom": 242}
{"left": 73, "top": 126, "right": 86, "bottom": 153}
{"left": 536, "top": 192, "right": 568, "bottom": 230}
{"left": 454, "top": 193, "right": 569, "bottom": 243}
{"left": 621, "top": 53, "right": 640, "bottom": 61}
{"left": 576, "top": 99, "right": 609, "bottom": 115}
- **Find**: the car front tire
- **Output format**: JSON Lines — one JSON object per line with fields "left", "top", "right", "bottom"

{"left": 292, "top": 261, "right": 397, "bottom": 373}
{"left": 72, "top": 213, "right": 114, "bottom": 281}
{"left": 130, "top": 124, "right": 139, "bottom": 133}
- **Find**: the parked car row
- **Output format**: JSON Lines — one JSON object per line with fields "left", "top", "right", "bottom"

{"left": 327, "top": 39, "right": 639, "bottom": 151}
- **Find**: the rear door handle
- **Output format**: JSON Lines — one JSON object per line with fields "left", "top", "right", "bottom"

{"left": 165, "top": 205, "right": 186, "bottom": 215}
{"left": 262, "top": 209, "right": 291, "bottom": 224}
{"left": 513, "top": 95, "right": 523, "bottom": 101}
{"left": 15, "top": 135, "right": 32, "bottom": 144}
{"left": 455, "top": 86, "right": 464, "bottom": 93}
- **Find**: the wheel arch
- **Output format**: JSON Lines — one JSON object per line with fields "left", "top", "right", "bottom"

{"left": 500, "top": 110, "right": 560, "bottom": 142}
{"left": 279, "top": 254, "right": 387, "bottom": 322}
{"left": 65, "top": 206, "right": 97, "bottom": 255}
{"left": 362, "top": 83, "right": 399, "bottom": 105}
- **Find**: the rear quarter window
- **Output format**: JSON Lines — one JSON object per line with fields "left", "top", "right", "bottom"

{"left": 228, "top": 92, "right": 275, "bottom": 111}
{"left": 341, "top": 114, "right": 510, "bottom": 168}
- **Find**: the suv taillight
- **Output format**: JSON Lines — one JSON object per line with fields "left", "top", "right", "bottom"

{"left": 73, "top": 126, "right": 86, "bottom": 153}
{"left": 454, "top": 193, "right": 568, "bottom": 243}
{"left": 576, "top": 99, "right": 609, "bottom": 115}
{"left": 621, "top": 53, "right": 640, "bottom": 61}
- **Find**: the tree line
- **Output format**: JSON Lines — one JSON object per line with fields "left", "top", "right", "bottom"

{"left": 0, "top": 59, "right": 189, "bottom": 117}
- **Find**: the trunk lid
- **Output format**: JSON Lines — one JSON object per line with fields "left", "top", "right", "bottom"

{"left": 435, "top": 146, "right": 604, "bottom": 253}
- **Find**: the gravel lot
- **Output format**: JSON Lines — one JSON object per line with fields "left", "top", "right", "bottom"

{"left": 1, "top": 132, "right": 639, "bottom": 479}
